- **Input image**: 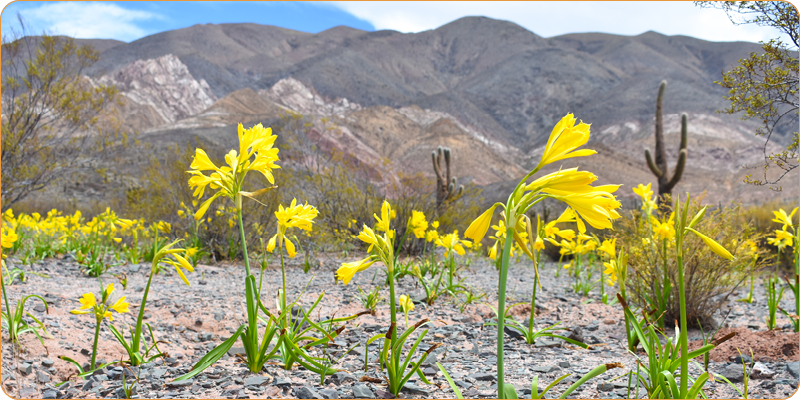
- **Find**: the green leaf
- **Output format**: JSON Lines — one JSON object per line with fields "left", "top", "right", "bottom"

{"left": 436, "top": 362, "right": 464, "bottom": 399}
{"left": 503, "top": 383, "right": 519, "bottom": 399}
{"left": 175, "top": 325, "right": 245, "bottom": 381}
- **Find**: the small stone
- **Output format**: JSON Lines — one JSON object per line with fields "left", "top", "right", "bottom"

{"left": 402, "top": 383, "right": 429, "bottom": 395}
{"left": 274, "top": 377, "right": 292, "bottom": 388}
{"left": 150, "top": 368, "right": 167, "bottom": 379}
{"left": 535, "top": 340, "right": 561, "bottom": 348}
{"left": 423, "top": 367, "right": 437, "bottom": 376}
{"left": 720, "top": 364, "right": 745, "bottom": 382}
{"left": 352, "top": 385, "right": 374, "bottom": 398}
{"left": 531, "top": 365, "right": 558, "bottom": 373}
{"left": 468, "top": 372, "right": 495, "bottom": 381}
{"left": 373, "top": 388, "right": 394, "bottom": 399}
{"left": 195, "top": 319, "right": 203, "bottom": 327}
{"left": 786, "top": 362, "right": 799, "bottom": 378}
{"left": 36, "top": 370, "right": 51, "bottom": 383}
{"left": 42, "top": 389, "right": 58, "bottom": 399}
{"left": 41, "top": 359, "right": 54, "bottom": 367}
{"left": 558, "top": 361, "right": 571, "bottom": 368}
{"left": 33, "top": 304, "right": 46, "bottom": 312}
{"left": 603, "top": 319, "right": 615, "bottom": 325}
{"left": 585, "top": 324, "right": 599, "bottom": 332}
{"left": 751, "top": 362, "right": 776, "bottom": 379}
{"left": 80, "top": 348, "right": 91, "bottom": 356}
{"left": 319, "top": 388, "right": 339, "bottom": 399}
{"left": 328, "top": 371, "right": 355, "bottom": 385}
{"left": 18, "top": 363, "right": 32, "bottom": 375}
{"left": 244, "top": 375, "right": 270, "bottom": 387}
{"left": 732, "top": 354, "right": 753, "bottom": 365}
{"left": 165, "top": 379, "right": 193, "bottom": 387}
{"left": 295, "top": 386, "right": 323, "bottom": 399}
{"left": 214, "top": 313, "right": 224, "bottom": 322}
{"left": 504, "top": 326, "right": 524, "bottom": 340}
{"left": 128, "top": 264, "right": 141, "bottom": 273}
{"left": 455, "top": 380, "right": 472, "bottom": 389}
{"left": 227, "top": 346, "right": 246, "bottom": 357}
{"left": 596, "top": 382, "right": 614, "bottom": 392}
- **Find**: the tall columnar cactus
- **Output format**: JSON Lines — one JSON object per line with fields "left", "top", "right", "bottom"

{"left": 645, "top": 80, "right": 687, "bottom": 207}
{"left": 432, "top": 146, "right": 464, "bottom": 210}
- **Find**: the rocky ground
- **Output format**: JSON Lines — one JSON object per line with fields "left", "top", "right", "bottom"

{"left": 1, "top": 252, "right": 798, "bottom": 399}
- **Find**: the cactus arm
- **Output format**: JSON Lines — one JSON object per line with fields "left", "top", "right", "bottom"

{"left": 654, "top": 80, "right": 668, "bottom": 170}
{"left": 679, "top": 113, "right": 688, "bottom": 151}
{"left": 444, "top": 148, "right": 452, "bottom": 187}
{"left": 432, "top": 151, "right": 443, "bottom": 181}
{"left": 665, "top": 149, "right": 687, "bottom": 192}
{"left": 645, "top": 149, "right": 664, "bottom": 178}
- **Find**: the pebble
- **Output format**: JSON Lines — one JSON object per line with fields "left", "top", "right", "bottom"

{"left": 17, "top": 363, "right": 31, "bottom": 375}
{"left": 274, "top": 377, "right": 292, "bottom": 388}
{"left": 732, "top": 354, "right": 753, "bottom": 364}
{"left": 751, "top": 362, "right": 776, "bottom": 379}
{"left": 319, "top": 388, "right": 339, "bottom": 399}
{"left": 165, "top": 379, "right": 193, "bottom": 387}
{"left": 720, "top": 364, "right": 745, "bottom": 382}
{"left": 42, "top": 389, "right": 58, "bottom": 399}
{"left": 352, "top": 385, "right": 374, "bottom": 398}
{"left": 295, "top": 386, "right": 323, "bottom": 399}
{"left": 243, "top": 375, "right": 271, "bottom": 387}
{"left": 41, "top": 359, "right": 54, "bottom": 367}
{"left": 597, "top": 382, "right": 614, "bottom": 391}
{"left": 402, "top": 383, "right": 430, "bottom": 395}
{"left": 36, "top": 370, "right": 51, "bottom": 383}
{"left": 468, "top": 372, "right": 495, "bottom": 381}
{"left": 328, "top": 371, "right": 355, "bottom": 385}
{"left": 787, "top": 362, "right": 799, "bottom": 378}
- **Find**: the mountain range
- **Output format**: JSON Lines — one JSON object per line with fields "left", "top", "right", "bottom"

{"left": 63, "top": 17, "right": 798, "bottom": 206}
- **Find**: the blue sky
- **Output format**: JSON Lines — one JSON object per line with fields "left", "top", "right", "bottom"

{"left": 0, "top": 1, "right": 795, "bottom": 44}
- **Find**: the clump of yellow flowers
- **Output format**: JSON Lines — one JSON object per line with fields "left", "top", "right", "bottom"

{"left": 71, "top": 283, "right": 129, "bottom": 370}
{"left": 464, "top": 113, "right": 621, "bottom": 398}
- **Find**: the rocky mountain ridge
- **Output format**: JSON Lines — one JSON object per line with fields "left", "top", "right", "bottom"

{"left": 72, "top": 17, "right": 796, "bottom": 205}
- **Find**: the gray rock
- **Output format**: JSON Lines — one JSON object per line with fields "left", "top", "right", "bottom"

{"left": 319, "top": 388, "right": 339, "bottom": 399}
{"left": 150, "top": 368, "right": 167, "bottom": 379}
{"left": 274, "top": 377, "right": 292, "bottom": 388}
{"left": 353, "top": 385, "right": 374, "bottom": 398}
{"left": 373, "top": 388, "right": 395, "bottom": 399}
{"left": 33, "top": 304, "right": 46, "bottom": 312}
{"left": 720, "top": 364, "right": 745, "bottom": 382}
{"left": 165, "top": 379, "right": 193, "bottom": 387}
{"left": 36, "top": 370, "right": 51, "bottom": 383}
{"left": 597, "top": 382, "right": 614, "bottom": 391}
{"left": 402, "top": 383, "right": 429, "bottom": 395}
{"left": 733, "top": 354, "right": 753, "bottom": 365}
{"left": 787, "top": 362, "right": 799, "bottom": 378}
{"left": 468, "top": 372, "right": 496, "bottom": 381}
{"left": 585, "top": 324, "right": 599, "bottom": 332}
{"left": 227, "top": 346, "right": 246, "bottom": 357}
{"left": 531, "top": 365, "right": 558, "bottom": 373}
{"left": 41, "top": 358, "right": 54, "bottom": 367}
{"left": 128, "top": 264, "right": 141, "bottom": 273}
{"left": 328, "top": 371, "right": 355, "bottom": 385}
{"left": 42, "top": 389, "right": 58, "bottom": 399}
{"left": 534, "top": 340, "right": 561, "bottom": 348}
{"left": 18, "top": 363, "right": 32, "bottom": 375}
{"left": 295, "top": 386, "right": 323, "bottom": 399}
{"left": 558, "top": 361, "right": 571, "bottom": 368}
{"left": 750, "top": 362, "right": 776, "bottom": 379}
{"left": 455, "top": 380, "right": 472, "bottom": 389}
{"left": 244, "top": 375, "right": 271, "bottom": 387}
{"left": 504, "top": 326, "right": 524, "bottom": 340}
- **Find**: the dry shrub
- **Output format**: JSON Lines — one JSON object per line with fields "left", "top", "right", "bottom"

{"left": 618, "top": 197, "right": 772, "bottom": 328}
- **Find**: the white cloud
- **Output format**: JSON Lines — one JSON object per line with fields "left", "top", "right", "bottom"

{"left": 11, "top": 2, "right": 162, "bottom": 42}
{"left": 329, "top": 1, "right": 793, "bottom": 44}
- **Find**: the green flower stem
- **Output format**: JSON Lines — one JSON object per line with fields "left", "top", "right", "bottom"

{"left": 279, "top": 245, "right": 287, "bottom": 327}
{"left": 91, "top": 316, "right": 102, "bottom": 370}
{"left": 131, "top": 268, "right": 155, "bottom": 356}
{"left": 497, "top": 235, "right": 513, "bottom": 399}
{"left": 1, "top": 266, "right": 12, "bottom": 323}
{"left": 677, "top": 251, "right": 688, "bottom": 398}
{"left": 237, "top": 207, "right": 252, "bottom": 278}
{"left": 528, "top": 252, "right": 539, "bottom": 337}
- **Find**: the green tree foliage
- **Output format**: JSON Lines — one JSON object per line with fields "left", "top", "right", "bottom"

{"left": 697, "top": 1, "right": 799, "bottom": 190}
{"left": 1, "top": 19, "right": 124, "bottom": 209}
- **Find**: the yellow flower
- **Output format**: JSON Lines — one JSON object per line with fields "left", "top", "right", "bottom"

{"left": 772, "top": 208, "right": 798, "bottom": 230}
{"left": 426, "top": 229, "right": 439, "bottom": 243}
{"left": 432, "top": 221, "right": 440, "bottom": 229}
{"left": 374, "top": 200, "right": 396, "bottom": 239}
{"left": 357, "top": 225, "right": 381, "bottom": 253}
{"left": 399, "top": 294, "right": 414, "bottom": 314}
{"left": 436, "top": 231, "right": 469, "bottom": 258}
{"left": 598, "top": 238, "right": 616, "bottom": 258}
{"left": 632, "top": 183, "right": 653, "bottom": 201}
{"left": 408, "top": 211, "right": 428, "bottom": 239}
{"left": 110, "top": 296, "right": 129, "bottom": 314}
{"left": 563, "top": 263, "right": 572, "bottom": 269}
{"left": 685, "top": 228, "right": 734, "bottom": 260}
{"left": 488, "top": 241, "right": 498, "bottom": 260}
{"left": 533, "top": 237, "right": 545, "bottom": 251}
{"left": 642, "top": 238, "right": 651, "bottom": 246}
{"left": 157, "top": 221, "right": 171, "bottom": 235}
{"left": 535, "top": 113, "right": 596, "bottom": 170}
{"left": 768, "top": 229, "right": 794, "bottom": 251}
{"left": 267, "top": 199, "right": 318, "bottom": 258}
{"left": 465, "top": 204, "right": 500, "bottom": 243}
{"left": 652, "top": 213, "right": 676, "bottom": 241}
{"left": 336, "top": 257, "right": 377, "bottom": 285}
{"left": 74, "top": 292, "right": 97, "bottom": 312}
{"left": 545, "top": 188, "right": 621, "bottom": 232}
{"left": 187, "top": 123, "right": 280, "bottom": 220}
{"left": 1, "top": 227, "right": 18, "bottom": 257}
{"left": 603, "top": 259, "right": 617, "bottom": 276}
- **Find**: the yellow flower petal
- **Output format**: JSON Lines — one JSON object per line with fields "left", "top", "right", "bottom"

{"left": 685, "top": 228, "right": 734, "bottom": 260}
